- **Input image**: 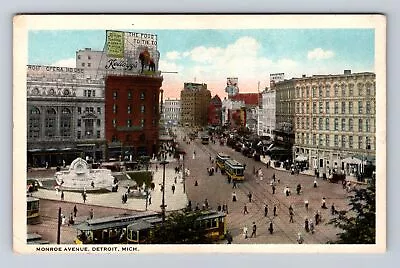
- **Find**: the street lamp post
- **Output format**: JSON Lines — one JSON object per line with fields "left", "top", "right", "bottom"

{"left": 160, "top": 158, "right": 169, "bottom": 223}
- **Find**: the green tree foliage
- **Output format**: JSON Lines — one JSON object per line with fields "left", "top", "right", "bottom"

{"left": 328, "top": 181, "right": 376, "bottom": 244}
{"left": 148, "top": 211, "right": 212, "bottom": 244}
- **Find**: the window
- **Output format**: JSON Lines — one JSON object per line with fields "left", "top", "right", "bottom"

{"left": 127, "top": 105, "right": 131, "bottom": 114}
{"left": 81, "top": 63, "right": 85, "bottom": 67}
{"left": 359, "top": 119, "right": 363, "bottom": 132}
{"left": 77, "top": 131, "right": 81, "bottom": 139}
{"left": 319, "top": 118, "right": 323, "bottom": 130}
{"left": 349, "top": 136, "right": 353, "bottom": 148}
{"left": 78, "top": 107, "right": 81, "bottom": 114}
{"left": 349, "top": 118, "right": 353, "bottom": 131}
{"left": 312, "top": 134, "right": 316, "bottom": 145}
{"left": 319, "top": 134, "right": 323, "bottom": 146}
{"left": 140, "top": 105, "right": 145, "bottom": 113}
{"left": 296, "top": 103, "right": 299, "bottom": 113}
{"left": 366, "top": 101, "right": 371, "bottom": 113}
{"left": 96, "top": 131, "right": 101, "bottom": 138}
{"left": 334, "top": 85, "right": 339, "bottom": 97}
{"left": 152, "top": 119, "right": 156, "bottom": 126}
{"left": 341, "top": 101, "right": 346, "bottom": 114}
{"left": 306, "top": 103, "right": 310, "bottom": 114}
{"left": 306, "top": 86, "right": 309, "bottom": 98}
{"left": 358, "top": 136, "right": 363, "bottom": 149}
{"left": 358, "top": 101, "right": 363, "bottom": 114}
{"left": 113, "top": 90, "right": 118, "bottom": 100}
{"left": 334, "top": 118, "right": 339, "bottom": 131}
{"left": 97, "top": 107, "right": 101, "bottom": 114}
{"left": 366, "top": 137, "right": 371, "bottom": 149}
{"left": 77, "top": 119, "right": 81, "bottom": 127}
{"left": 88, "top": 63, "right": 91, "bottom": 67}
{"left": 301, "top": 118, "right": 304, "bottom": 129}
{"left": 92, "top": 90, "right": 95, "bottom": 97}
{"left": 306, "top": 133, "right": 310, "bottom": 145}
{"left": 334, "top": 101, "right": 339, "bottom": 114}
{"left": 96, "top": 119, "right": 101, "bottom": 127}
{"left": 325, "top": 102, "right": 330, "bottom": 114}
{"left": 366, "top": 84, "right": 371, "bottom": 96}
{"left": 349, "top": 101, "right": 353, "bottom": 114}
{"left": 313, "top": 102, "right": 317, "bottom": 113}
{"left": 128, "top": 91, "right": 132, "bottom": 100}
{"left": 297, "top": 118, "right": 300, "bottom": 129}
{"left": 341, "top": 118, "right": 346, "bottom": 131}
{"left": 319, "top": 86, "right": 323, "bottom": 98}
{"left": 140, "top": 92, "right": 145, "bottom": 100}
{"left": 112, "top": 119, "right": 117, "bottom": 127}
{"left": 140, "top": 119, "right": 145, "bottom": 127}
{"left": 325, "top": 134, "right": 330, "bottom": 147}
{"left": 313, "top": 118, "right": 316, "bottom": 130}
{"left": 325, "top": 118, "right": 330, "bottom": 130}
{"left": 326, "top": 85, "right": 330, "bottom": 97}
{"left": 127, "top": 119, "right": 132, "bottom": 127}
{"left": 366, "top": 119, "right": 370, "bottom": 132}
{"left": 319, "top": 102, "right": 323, "bottom": 113}
{"left": 78, "top": 55, "right": 81, "bottom": 60}
{"left": 341, "top": 85, "right": 346, "bottom": 97}
{"left": 312, "top": 87, "right": 316, "bottom": 98}
{"left": 306, "top": 117, "right": 310, "bottom": 129}
{"left": 28, "top": 107, "right": 41, "bottom": 138}
{"left": 358, "top": 84, "right": 363, "bottom": 96}
{"left": 89, "top": 107, "right": 94, "bottom": 113}
{"left": 334, "top": 135, "right": 339, "bottom": 147}
{"left": 349, "top": 84, "right": 354, "bottom": 96}
{"left": 302, "top": 102, "right": 305, "bottom": 113}
{"left": 113, "top": 104, "right": 118, "bottom": 114}
{"left": 341, "top": 135, "right": 346, "bottom": 148}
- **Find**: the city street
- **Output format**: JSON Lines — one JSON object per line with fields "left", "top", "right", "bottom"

{"left": 179, "top": 128, "right": 351, "bottom": 244}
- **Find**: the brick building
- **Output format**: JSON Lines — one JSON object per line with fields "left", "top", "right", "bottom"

{"left": 105, "top": 75, "right": 163, "bottom": 160}
{"left": 208, "top": 95, "right": 222, "bottom": 126}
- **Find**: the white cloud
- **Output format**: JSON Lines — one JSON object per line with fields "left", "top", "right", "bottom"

{"left": 166, "top": 51, "right": 181, "bottom": 60}
{"left": 51, "top": 58, "right": 76, "bottom": 67}
{"left": 307, "top": 48, "right": 335, "bottom": 60}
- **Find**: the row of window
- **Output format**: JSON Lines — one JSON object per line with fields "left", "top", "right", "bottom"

{"left": 296, "top": 133, "right": 372, "bottom": 150}
{"left": 77, "top": 55, "right": 91, "bottom": 60}
{"left": 295, "top": 83, "right": 374, "bottom": 99}
{"left": 111, "top": 134, "right": 146, "bottom": 143}
{"left": 112, "top": 104, "right": 150, "bottom": 114}
{"left": 83, "top": 90, "right": 96, "bottom": 97}
{"left": 113, "top": 91, "right": 151, "bottom": 101}
{"left": 296, "top": 117, "right": 374, "bottom": 132}
{"left": 296, "top": 101, "right": 374, "bottom": 115}
{"left": 111, "top": 118, "right": 157, "bottom": 128}
{"left": 77, "top": 107, "right": 101, "bottom": 114}
{"left": 77, "top": 130, "right": 101, "bottom": 139}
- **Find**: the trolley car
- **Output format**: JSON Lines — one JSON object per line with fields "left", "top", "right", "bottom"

{"left": 224, "top": 159, "right": 246, "bottom": 181}
{"left": 216, "top": 153, "right": 230, "bottom": 174}
{"left": 27, "top": 196, "right": 40, "bottom": 224}
{"left": 201, "top": 135, "right": 210, "bottom": 145}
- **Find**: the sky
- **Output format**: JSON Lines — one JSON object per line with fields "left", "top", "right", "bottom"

{"left": 28, "top": 29, "right": 374, "bottom": 99}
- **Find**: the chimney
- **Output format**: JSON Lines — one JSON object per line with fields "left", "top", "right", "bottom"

{"left": 302, "top": 74, "right": 306, "bottom": 78}
{"left": 344, "top": 70, "right": 351, "bottom": 75}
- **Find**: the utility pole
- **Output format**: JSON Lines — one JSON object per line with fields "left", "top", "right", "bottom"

{"left": 160, "top": 158, "right": 169, "bottom": 223}
{"left": 57, "top": 207, "right": 61, "bottom": 244}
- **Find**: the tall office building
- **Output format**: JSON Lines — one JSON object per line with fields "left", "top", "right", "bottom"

{"left": 180, "top": 82, "right": 211, "bottom": 127}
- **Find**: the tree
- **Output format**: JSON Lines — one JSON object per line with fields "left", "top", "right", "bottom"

{"left": 328, "top": 181, "right": 376, "bottom": 244}
{"left": 148, "top": 211, "right": 212, "bottom": 244}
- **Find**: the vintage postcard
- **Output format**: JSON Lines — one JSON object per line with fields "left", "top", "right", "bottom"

{"left": 13, "top": 14, "right": 386, "bottom": 254}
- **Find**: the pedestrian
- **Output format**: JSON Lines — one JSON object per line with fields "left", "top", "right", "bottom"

{"left": 204, "top": 198, "right": 209, "bottom": 209}
{"left": 250, "top": 222, "right": 257, "bottom": 238}
{"left": 227, "top": 176, "right": 231, "bottom": 184}
{"left": 172, "top": 184, "right": 176, "bottom": 194}
{"left": 264, "top": 204, "right": 268, "bottom": 217}
{"left": 272, "top": 173, "right": 276, "bottom": 182}
{"left": 82, "top": 191, "right": 87, "bottom": 203}
{"left": 315, "top": 211, "right": 320, "bottom": 225}
{"left": 243, "top": 226, "right": 248, "bottom": 239}
{"left": 243, "top": 204, "right": 249, "bottom": 214}
{"left": 268, "top": 221, "right": 274, "bottom": 234}
{"left": 273, "top": 205, "right": 277, "bottom": 216}
{"left": 73, "top": 205, "right": 78, "bottom": 217}
{"left": 284, "top": 186, "right": 291, "bottom": 196}
{"left": 331, "top": 203, "right": 336, "bottom": 215}
{"left": 296, "top": 184, "right": 302, "bottom": 195}
{"left": 224, "top": 202, "right": 229, "bottom": 214}
{"left": 217, "top": 204, "right": 222, "bottom": 211}
{"left": 309, "top": 220, "right": 315, "bottom": 234}
{"left": 297, "top": 232, "right": 304, "bottom": 244}
{"left": 305, "top": 218, "right": 309, "bottom": 232}
{"left": 194, "top": 180, "right": 198, "bottom": 186}
{"left": 321, "top": 197, "right": 327, "bottom": 209}
{"left": 61, "top": 214, "right": 66, "bottom": 225}
{"left": 313, "top": 179, "right": 318, "bottom": 188}
{"left": 174, "top": 177, "right": 177, "bottom": 184}
{"left": 272, "top": 185, "right": 276, "bottom": 194}
{"left": 248, "top": 192, "right": 252, "bottom": 203}
{"left": 89, "top": 208, "right": 94, "bottom": 219}
{"left": 195, "top": 203, "right": 200, "bottom": 211}
{"left": 148, "top": 195, "right": 152, "bottom": 205}
{"left": 232, "top": 180, "right": 237, "bottom": 189}
{"left": 289, "top": 210, "right": 294, "bottom": 223}
{"left": 91, "top": 180, "right": 95, "bottom": 188}
{"left": 69, "top": 212, "right": 74, "bottom": 225}
{"left": 232, "top": 191, "right": 237, "bottom": 202}
{"left": 60, "top": 190, "right": 64, "bottom": 201}
{"left": 304, "top": 200, "right": 309, "bottom": 211}
{"left": 289, "top": 205, "right": 294, "bottom": 214}
{"left": 226, "top": 231, "right": 233, "bottom": 244}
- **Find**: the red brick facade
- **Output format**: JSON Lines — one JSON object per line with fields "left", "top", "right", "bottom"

{"left": 208, "top": 95, "right": 222, "bottom": 126}
{"left": 105, "top": 75, "right": 163, "bottom": 159}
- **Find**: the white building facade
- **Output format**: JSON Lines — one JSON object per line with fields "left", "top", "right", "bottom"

{"left": 163, "top": 98, "right": 181, "bottom": 125}
{"left": 221, "top": 97, "right": 244, "bottom": 126}
{"left": 257, "top": 89, "right": 276, "bottom": 138}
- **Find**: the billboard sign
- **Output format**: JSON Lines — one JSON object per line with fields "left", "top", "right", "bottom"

{"left": 225, "top": 77, "right": 239, "bottom": 97}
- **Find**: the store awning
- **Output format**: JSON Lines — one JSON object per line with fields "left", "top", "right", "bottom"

{"left": 342, "top": 156, "right": 362, "bottom": 165}
{"left": 295, "top": 155, "right": 308, "bottom": 162}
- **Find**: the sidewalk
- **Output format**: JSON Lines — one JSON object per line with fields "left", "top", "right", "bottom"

{"left": 31, "top": 155, "right": 188, "bottom": 213}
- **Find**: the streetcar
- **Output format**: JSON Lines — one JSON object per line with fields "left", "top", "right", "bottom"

{"left": 127, "top": 210, "right": 227, "bottom": 244}
{"left": 216, "top": 152, "right": 230, "bottom": 174}
{"left": 74, "top": 211, "right": 160, "bottom": 244}
{"left": 201, "top": 135, "right": 210, "bottom": 145}
{"left": 27, "top": 196, "right": 40, "bottom": 224}
{"left": 224, "top": 159, "right": 246, "bottom": 181}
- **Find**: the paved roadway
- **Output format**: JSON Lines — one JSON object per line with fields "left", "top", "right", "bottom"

{"left": 178, "top": 128, "right": 350, "bottom": 244}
